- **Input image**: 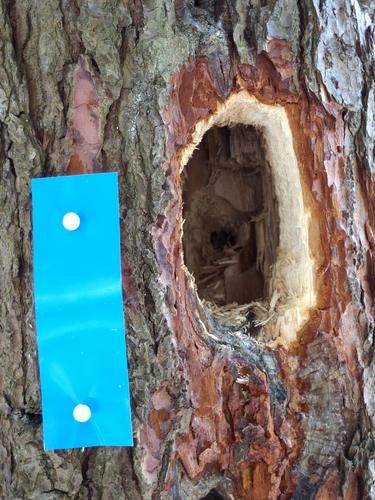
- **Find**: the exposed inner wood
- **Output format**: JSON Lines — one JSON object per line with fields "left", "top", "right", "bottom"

{"left": 179, "top": 91, "right": 316, "bottom": 345}
{"left": 182, "top": 125, "right": 279, "bottom": 309}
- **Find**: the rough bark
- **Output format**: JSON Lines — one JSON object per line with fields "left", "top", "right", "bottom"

{"left": 0, "top": 0, "right": 374, "bottom": 499}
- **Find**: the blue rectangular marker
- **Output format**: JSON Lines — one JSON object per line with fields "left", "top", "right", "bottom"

{"left": 32, "top": 172, "right": 133, "bottom": 450}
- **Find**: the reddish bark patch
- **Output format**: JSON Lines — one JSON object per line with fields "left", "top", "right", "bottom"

{"left": 266, "top": 38, "right": 296, "bottom": 82}
{"left": 139, "top": 385, "right": 175, "bottom": 474}
{"left": 67, "top": 57, "right": 101, "bottom": 174}
{"left": 315, "top": 466, "right": 360, "bottom": 500}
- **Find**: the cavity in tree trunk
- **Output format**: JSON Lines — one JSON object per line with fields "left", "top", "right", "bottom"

{"left": 0, "top": 0, "right": 374, "bottom": 499}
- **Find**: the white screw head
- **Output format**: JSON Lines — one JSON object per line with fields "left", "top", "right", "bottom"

{"left": 73, "top": 404, "right": 91, "bottom": 422}
{"left": 62, "top": 212, "right": 80, "bottom": 231}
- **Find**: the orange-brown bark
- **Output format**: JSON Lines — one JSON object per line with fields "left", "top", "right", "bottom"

{"left": 67, "top": 57, "right": 101, "bottom": 174}
{"left": 136, "top": 42, "right": 373, "bottom": 498}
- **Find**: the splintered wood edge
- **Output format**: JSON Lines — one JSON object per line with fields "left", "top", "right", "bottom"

{"left": 178, "top": 90, "right": 316, "bottom": 347}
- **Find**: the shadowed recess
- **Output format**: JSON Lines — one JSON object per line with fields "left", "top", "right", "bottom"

{"left": 200, "top": 489, "right": 225, "bottom": 500}
{"left": 182, "top": 125, "right": 279, "bottom": 307}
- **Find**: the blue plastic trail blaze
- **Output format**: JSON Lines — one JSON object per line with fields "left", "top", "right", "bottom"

{"left": 32, "top": 172, "right": 133, "bottom": 450}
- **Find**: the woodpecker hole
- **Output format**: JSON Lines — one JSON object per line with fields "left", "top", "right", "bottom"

{"left": 179, "top": 91, "right": 316, "bottom": 345}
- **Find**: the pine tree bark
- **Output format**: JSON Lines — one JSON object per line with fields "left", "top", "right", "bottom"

{"left": 0, "top": 0, "right": 374, "bottom": 499}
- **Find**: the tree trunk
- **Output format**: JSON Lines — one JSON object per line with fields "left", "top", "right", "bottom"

{"left": 1, "top": 0, "right": 374, "bottom": 498}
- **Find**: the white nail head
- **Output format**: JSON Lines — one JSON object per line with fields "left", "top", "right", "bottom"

{"left": 63, "top": 212, "right": 80, "bottom": 231}
{"left": 73, "top": 404, "right": 91, "bottom": 422}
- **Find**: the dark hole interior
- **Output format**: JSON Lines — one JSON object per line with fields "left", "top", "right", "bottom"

{"left": 182, "top": 125, "right": 279, "bottom": 308}
{"left": 200, "top": 489, "right": 225, "bottom": 500}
